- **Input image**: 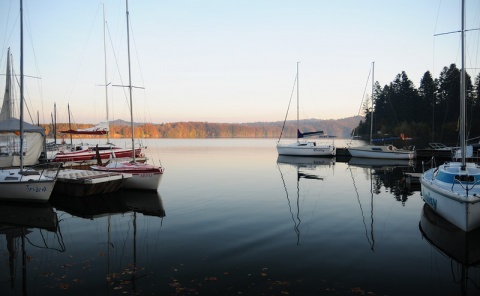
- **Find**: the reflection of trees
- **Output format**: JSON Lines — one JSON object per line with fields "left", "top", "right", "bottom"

{"left": 364, "top": 167, "right": 416, "bottom": 206}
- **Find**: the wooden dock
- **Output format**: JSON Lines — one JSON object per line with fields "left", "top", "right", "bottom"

{"left": 52, "top": 169, "right": 132, "bottom": 197}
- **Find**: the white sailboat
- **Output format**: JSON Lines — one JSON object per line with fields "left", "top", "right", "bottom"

{"left": 0, "top": 0, "right": 60, "bottom": 203}
{"left": 91, "top": 0, "right": 164, "bottom": 191}
{"left": 420, "top": 0, "right": 480, "bottom": 232}
{"left": 276, "top": 62, "right": 336, "bottom": 157}
{"left": 348, "top": 62, "right": 415, "bottom": 160}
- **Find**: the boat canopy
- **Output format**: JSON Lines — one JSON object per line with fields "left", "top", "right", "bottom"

{"left": 0, "top": 117, "right": 45, "bottom": 135}
{"left": 0, "top": 118, "right": 46, "bottom": 167}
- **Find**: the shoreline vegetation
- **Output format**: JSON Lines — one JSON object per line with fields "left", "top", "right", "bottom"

{"left": 42, "top": 116, "right": 363, "bottom": 139}
{"left": 43, "top": 63, "right": 480, "bottom": 143}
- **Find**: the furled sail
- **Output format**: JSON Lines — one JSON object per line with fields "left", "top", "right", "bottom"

{"left": 0, "top": 48, "right": 13, "bottom": 121}
{"left": 297, "top": 129, "right": 326, "bottom": 138}
{"left": 60, "top": 121, "right": 109, "bottom": 135}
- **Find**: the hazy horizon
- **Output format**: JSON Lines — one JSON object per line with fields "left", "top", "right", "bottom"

{"left": 1, "top": 1, "right": 479, "bottom": 125}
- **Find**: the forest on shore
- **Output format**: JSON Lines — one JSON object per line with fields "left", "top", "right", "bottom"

{"left": 42, "top": 116, "right": 362, "bottom": 140}
{"left": 355, "top": 63, "right": 480, "bottom": 147}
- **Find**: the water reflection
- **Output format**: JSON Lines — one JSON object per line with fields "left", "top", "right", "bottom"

{"left": 49, "top": 190, "right": 166, "bottom": 219}
{"left": 277, "top": 156, "right": 334, "bottom": 245}
{"left": 419, "top": 204, "right": 480, "bottom": 295}
{"left": 50, "top": 190, "right": 165, "bottom": 295}
{"left": 347, "top": 157, "right": 417, "bottom": 204}
{"left": 0, "top": 202, "right": 64, "bottom": 295}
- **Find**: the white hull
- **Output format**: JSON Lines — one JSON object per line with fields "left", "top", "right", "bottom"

{"left": 91, "top": 161, "right": 163, "bottom": 191}
{"left": 123, "top": 173, "right": 162, "bottom": 191}
{"left": 0, "top": 169, "right": 56, "bottom": 203}
{"left": 348, "top": 145, "right": 414, "bottom": 160}
{"left": 420, "top": 162, "right": 480, "bottom": 232}
{"left": 277, "top": 142, "right": 335, "bottom": 156}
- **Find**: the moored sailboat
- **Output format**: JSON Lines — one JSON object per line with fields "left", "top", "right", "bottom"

{"left": 420, "top": 0, "right": 480, "bottom": 232}
{"left": 348, "top": 62, "right": 415, "bottom": 160}
{"left": 276, "top": 62, "right": 335, "bottom": 157}
{"left": 91, "top": 0, "right": 163, "bottom": 191}
{"left": 0, "top": 0, "right": 60, "bottom": 203}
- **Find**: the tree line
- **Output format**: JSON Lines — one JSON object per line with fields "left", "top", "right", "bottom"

{"left": 41, "top": 116, "right": 362, "bottom": 140}
{"left": 354, "top": 64, "right": 480, "bottom": 147}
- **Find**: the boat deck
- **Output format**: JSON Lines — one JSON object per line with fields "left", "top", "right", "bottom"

{"left": 52, "top": 169, "right": 132, "bottom": 197}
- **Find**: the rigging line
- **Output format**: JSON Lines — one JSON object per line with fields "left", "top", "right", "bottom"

{"left": 0, "top": 1, "right": 16, "bottom": 67}
{"left": 357, "top": 66, "right": 372, "bottom": 116}
{"left": 107, "top": 20, "right": 132, "bottom": 119}
{"left": 23, "top": 1, "right": 44, "bottom": 123}
{"left": 348, "top": 166, "right": 374, "bottom": 250}
{"left": 63, "top": 5, "right": 102, "bottom": 104}
{"left": 277, "top": 73, "right": 298, "bottom": 143}
{"left": 296, "top": 168, "right": 302, "bottom": 245}
{"left": 277, "top": 164, "right": 300, "bottom": 245}
{"left": 128, "top": 17, "right": 148, "bottom": 124}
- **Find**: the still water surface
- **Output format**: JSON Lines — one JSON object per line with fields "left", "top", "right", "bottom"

{"left": 0, "top": 138, "right": 479, "bottom": 295}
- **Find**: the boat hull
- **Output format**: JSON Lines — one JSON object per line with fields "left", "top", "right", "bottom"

{"left": 0, "top": 169, "right": 56, "bottom": 203}
{"left": 348, "top": 145, "right": 414, "bottom": 159}
{"left": 420, "top": 162, "right": 480, "bottom": 232}
{"left": 277, "top": 142, "right": 336, "bottom": 156}
{"left": 91, "top": 162, "right": 164, "bottom": 191}
{"left": 51, "top": 147, "right": 142, "bottom": 163}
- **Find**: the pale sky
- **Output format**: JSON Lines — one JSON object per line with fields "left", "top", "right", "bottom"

{"left": 1, "top": 0, "right": 480, "bottom": 125}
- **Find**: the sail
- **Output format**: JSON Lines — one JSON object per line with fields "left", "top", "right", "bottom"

{"left": 0, "top": 48, "right": 13, "bottom": 120}
{"left": 297, "top": 129, "right": 326, "bottom": 138}
{"left": 60, "top": 121, "right": 109, "bottom": 135}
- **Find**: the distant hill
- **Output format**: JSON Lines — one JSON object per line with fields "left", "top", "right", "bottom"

{"left": 45, "top": 116, "right": 364, "bottom": 139}
{"left": 246, "top": 116, "right": 363, "bottom": 138}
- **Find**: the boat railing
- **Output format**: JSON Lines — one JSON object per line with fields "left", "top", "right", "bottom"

{"left": 422, "top": 156, "right": 436, "bottom": 173}
{"left": 451, "top": 177, "right": 480, "bottom": 197}
{"left": 22, "top": 162, "right": 62, "bottom": 181}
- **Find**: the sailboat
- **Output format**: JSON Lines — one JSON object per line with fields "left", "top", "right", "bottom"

{"left": 0, "top": 0, "right": 60, "bottom": 203}
{"left": 91, "top": 0, "right": 164, "bottom": 191}
{"left": 48, "top": 6, "right": 144, "bottom": 165}
{"left": 276, "top": 62, "right": 336, "bottom": 157}
{"left": 420, "top": 0, "right": 480, "bottom": 232}
{"left": 348, "top": 62, "right": 415, "bottom": 160}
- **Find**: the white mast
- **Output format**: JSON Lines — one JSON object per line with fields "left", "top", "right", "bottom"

{"left": 125, "top": 0, "right": 136, "bottom": 163}
{"left": 460, "top": 0, "right": 466, "bottom": 169}
{"left": 103, "top": 4, "right": 110, "bottom": 144}
{"left": 19, "top": 0, "right": 24, "bottom": 171}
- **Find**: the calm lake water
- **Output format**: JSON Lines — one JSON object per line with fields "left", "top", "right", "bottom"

{"left": 1, "top": 138, "right": 479, "bottom": 295}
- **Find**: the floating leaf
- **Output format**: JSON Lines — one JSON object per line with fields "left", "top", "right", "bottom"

{"left": 351, "top": 287, "right": 364, "bottom": 294}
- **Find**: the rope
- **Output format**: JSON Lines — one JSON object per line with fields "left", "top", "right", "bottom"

{"left": 277, "top": 74, "right": 298, "bottom": 143}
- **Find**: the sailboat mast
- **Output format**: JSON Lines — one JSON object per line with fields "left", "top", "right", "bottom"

{"left": 296, "top": 62, "right": 299, "bottom": 142}
{"left": 370, "top": 62, "right": 374, "bottom": 145}
{"left": 460, "top": 0, "right": 466, "bottom": 169}
{"left": 125, "top": 0, "right": 136, "bottom": 162}
{"left": 19, "top": 0, "right": 24, "bottom": 170}
{"left": 68, "top": 103, "right": 73, "bottom": 145}
{"left": 103, "top": 4, "right": 110, "bottom": 144}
